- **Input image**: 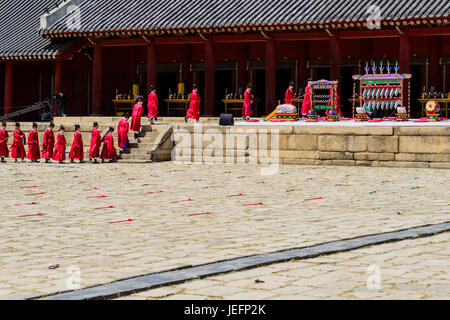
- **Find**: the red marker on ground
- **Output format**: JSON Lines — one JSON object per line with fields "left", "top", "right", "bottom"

{"left": 87, "top": 195, "right": 108, "bottom": 198}
{"left": 15, "top": 202, "right": 37, "bottom": 206}
{"left": 226, "top": 193, "right": 243, "bottom": 197}
{"left": 94, "top": 205, "right": 114, "bottom": 210}
{"left": 25, "top": 192, "right": 45, "bottom": 196}
{"left": 243, "top": 203, "right": 263, "bottom": 206}
{"left": 109, "top": 219, "right": 133, "bottom": 224}
{"left": 189, "top": 212, "right": 211, "bottom": 217}
{"left": 84, "top": 188, "right": 98, "bottom": 191}
{"left": 148, "top": 191, "right": 164, "bottom": 194}
{"left": 304, "top": 197, "right": 323, "bottom": 201}
{"left": 171, "top": 199, "right": 193, "bottom": 203}
{"left": 18, "top": 213, "right": 42, "bottom": 217}
{"left": 20, "top": 186, "right": 39, "bottom": 188}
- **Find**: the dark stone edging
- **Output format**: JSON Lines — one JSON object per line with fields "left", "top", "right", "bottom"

{"left": 32, "top": 221, "right": 450, "bottom": 300}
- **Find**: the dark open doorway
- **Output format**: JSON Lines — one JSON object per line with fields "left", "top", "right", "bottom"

{"left": 316, "top": 68, "right": 330, "bottom": 80}
{"left": 215, "top": 70, "right": 233, "bottom": 115}
{"left": 276, "top": 69, "right": 292, "bottom": 104}
{"left": 254, "top": 69, "right": 265, "bottom": 117}
{"left": 340, "top": 67, "right": 354, "bottom": 117}
{"left": 157, "top": 72, "right": 177, "bottom": 116}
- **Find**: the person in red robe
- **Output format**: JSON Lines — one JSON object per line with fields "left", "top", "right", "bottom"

{"left": 301, "top": 84, "right": 312, "bottom": 116}
{"left": 0, "top": 122, "right": 9, "bottom": 162}
{"left": 185, "top": 85, "right": 201, "bottom": 122}
{"left": 69, "top": 124, "right": 84, "bottom": 163}
{"left": 52, "top": 126, "right": 67, "bottom": 163}
{"left": 285, "top": 82, "right": 296, "bottom": 105}
{"left": 10, "top": 122, "right": 26, "bottom": 162}
{"left": 27, "top": 123, "right": 41, "bottom": 162}
{"left": 100, "top": 127, "right": 118, "bottom": 163}
{"left": 130, "top": 96, "right": 144, "bottom": 139}
{"left": 242, "top": 83, "right": 254, "bottom": 120}
{"left": 147, "top": 85, "right": 159, "bottom": 124}
{"left": 117, "top": 113, "right": 130, "bottom": 152}
{"left": 89, "top": 122, "right": 101, "bottom": 163}
{"left": 42, "top": 123, "right": 55, "bottom": 163}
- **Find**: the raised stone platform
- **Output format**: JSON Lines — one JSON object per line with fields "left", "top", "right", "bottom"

{"left": 171, "top": 121, "right": 450, "bottom": 169}
{"left": 4, "top": 117, "right": 450, "bottom": 168}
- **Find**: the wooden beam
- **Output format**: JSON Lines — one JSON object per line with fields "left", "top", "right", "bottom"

{"left": 100, "top": 38, "right": 146, "bottom": 47}
{"left": 408, "top": 26, "right": 450, "bottom": 37}
{"left": 339, "top": 29, "right": 399, "bottom": 39}
{"left": 56, "top": 39, "right": 88, "bottom": 60}
{"left": 212, "top": 34, "right": 266, "bottom": 43}
{"left": 274, "top": 32, "right": 329, "bottom": 41}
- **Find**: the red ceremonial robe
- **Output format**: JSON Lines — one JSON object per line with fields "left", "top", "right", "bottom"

{"left": 147, "top": 92, "right": 159, "bottom": 118}
{"left": 285, "top": 88, "right": 296, "bottom": 105}
{"left": 117, "top": 118, "right": 129, "bottom": 149}
{"left": 301, "top": 85, "right": 312, "bottom": 115}
{"left": 10, "top": 129, "right": 26, "bottom": 159}
{"left": 69, "top": 130, "right": 84, "bottom": 160}
{"left": 100, "top": 132, "right": 118, "bottom": 160}
{"left": 242, "top": 89, "right": 254, "bottom": 117}
{"left": 27, "top": 129, "right": 40, "bottom": 160}
{"left": 52, "top": 132, "right": 66, "bottom": 161}
{"left": 42, "top": 128, "right": 55, "bottom": 159}
{"left": 186, "top": 90, "right": 201, "bottom": 120}
{"left": 0, "top": 128, "right": 9, "bottom": 157}
{"left": 130, "top": 102, "right": 144, "bottom": 132}
{"left": 89, "top": 127, "right": 101, "bottom": 158}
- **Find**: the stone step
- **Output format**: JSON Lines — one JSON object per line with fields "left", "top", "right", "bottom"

{"left": 119, "top": 153, "right": 151, "bottom": 161}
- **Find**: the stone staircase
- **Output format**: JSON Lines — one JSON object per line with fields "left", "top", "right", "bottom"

{"left": 119, "top": 124, "right": 173, "bottom": 162}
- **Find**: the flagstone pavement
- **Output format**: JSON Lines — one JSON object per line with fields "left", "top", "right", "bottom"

{"left": 0, "top": 161, "right": 448, "bottom": 299}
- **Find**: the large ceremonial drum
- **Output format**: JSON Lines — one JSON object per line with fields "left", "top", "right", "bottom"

{"left": 425, "top": 100, "right": 440, "bottom": 121}
{"left": 219, "top": 113, "right": 234, "bottom": 126}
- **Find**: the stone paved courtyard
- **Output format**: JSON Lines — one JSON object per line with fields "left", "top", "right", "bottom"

{"left": 0, "top": 161, "right": 449, "bottom": 299}
{"left": 121, "top": 232, "right": 450, "bottom": 300}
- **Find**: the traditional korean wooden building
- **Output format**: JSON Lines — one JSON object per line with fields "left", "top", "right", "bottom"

{"left": 1, "top": 0, "right": 449, "bottom": 118}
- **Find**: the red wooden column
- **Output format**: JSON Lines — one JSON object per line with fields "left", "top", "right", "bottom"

{"left": 330, "top": 32, "right": 341, "bottom": 83}
{"left": 265, "top": 38, "right": 276, "bottom": 114}
{"left": 298, "top": 40, "right": 309, "bottom": 89}
{"left": 54, "top": 58, "right": 63, "bottom": 114}
{"left": 147, "top": 41, "right": 157, "bottom": 92}
{"left": 92, "top": 41, "right": 103, "bottom": 115}
{"left": 204, "top": 39, "right": 215, "bottom": 116}
{"left": 399, "top": 31, "right": 410, "bottom": 74}
{"left": 4, "top": 60, "right": 13, "bottom": 115}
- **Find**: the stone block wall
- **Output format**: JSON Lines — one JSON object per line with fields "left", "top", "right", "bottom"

{"left": 171, "top": 124, "right": 450, "bottom": 169}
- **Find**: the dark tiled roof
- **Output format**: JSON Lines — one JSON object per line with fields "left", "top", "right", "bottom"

{"left": 42, "top": 0, "right": 449, "bottom": 35}
{"left": 0, "top": 0, "right": 73, "bottom": 59}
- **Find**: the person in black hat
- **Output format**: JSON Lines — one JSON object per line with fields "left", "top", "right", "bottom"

{"left": 130, "top": 96, "right": 144, "bottom": 139}
{"left": 0, "top": 122, "right": 9, "bottom": 163}
{"left": 242, "top": 83, "right": 254, "bottom": 120}
{"left": 185, "top": 84, "right": 201, "bottom": 123}
{"left": 285, "top": 81, "right": 296, "bottom": 105}
{"left": 11, "top": 122, "right": 26, "bottom": 162}
{"left": 147, "top": 85, "right": 159, "bottom": 124}
{"left": 53, "top": 89, "right": 67, "bottom": 117}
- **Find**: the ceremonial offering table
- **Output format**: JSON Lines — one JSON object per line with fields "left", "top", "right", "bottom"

{"left": 223, "top": 99, "right": 259, "bottom": 116}
{"left": 165, "top": 98, "right": 189, "bottom": 116}
{"left": 112, "top": 99, "right": 135, "bottom": 116}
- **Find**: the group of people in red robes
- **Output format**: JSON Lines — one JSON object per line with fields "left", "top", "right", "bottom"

{"left": 0, "top": 121, "right": 121, "bottom": 164}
